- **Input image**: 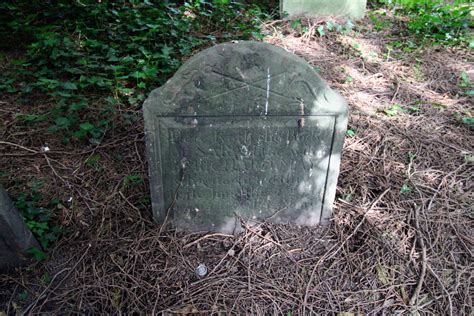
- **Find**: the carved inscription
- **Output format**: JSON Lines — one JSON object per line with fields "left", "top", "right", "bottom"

{"left": 158, "top": 116, "right": 336, "bottom": 226}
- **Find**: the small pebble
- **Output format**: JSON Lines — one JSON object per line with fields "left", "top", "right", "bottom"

{"left": 195, "top": 263, "right": 207, "bottom": 278}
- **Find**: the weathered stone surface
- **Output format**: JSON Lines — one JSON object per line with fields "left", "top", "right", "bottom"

{"left": 0, "top": 185, "right": 40, "bottom": 270}
{"left": 144, "top": 41, "right": 348, "bottom": 232}
{"left": 280, "top": 0, "right": 367, "bottom": 19}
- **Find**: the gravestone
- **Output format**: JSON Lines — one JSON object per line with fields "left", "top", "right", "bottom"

{"left": 280, "top": 0, "right": 367, "bottom": 19}
{"left": 0, "top": 185, "right": 40, "bottom": 270}
{"left": 144, "top": 41, "right": 348, "bottom": 233}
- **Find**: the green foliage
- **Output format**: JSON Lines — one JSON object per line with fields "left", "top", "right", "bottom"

{"left": 461, "top": 116, "right": 474, "bottom": 128}
{"left": 290, "top": 19, "right": 355, "bottom": 37}
{"left": 319, "top": 20, "right": 355, "bottom": 36}
{"left": 344, "top": 75, "right": 354, "bottom": 84}
{"left": 346, "top": 129, "right": 356, "bottom": 137}
{"left": 382, "top": 103, "right": 420, "bottom": 116}
{"left": 15, "top": 113, "right": 47, "bottom": 123}
{"left": 459, "top": 71, "right": 474, "bottom": 94}
{"left": 383, "top": 104, "right": 404, "bottom": 116}
{"left": 317, "top": 25, "right": 326, "bottom": 37}
{"left": 41, "top": 272, "right": 52, "bottom": 285}
{"left": 291, "top": 19, "right": 302, "bottom": 30}
{"left": 27, "top": 247, "right": 48, "bottom": 261}
{"left": 18, "top": 291, "right": 28, "bottom": 302}
{"left": 460, "top": 71, "right": 470, "bottom": 87}
{"left": 369, "top": 11, "right": 393, "bottom": 31}
{"left": 375, "top": 0, "right": 473, "bottom": 46}
{"left": 14, "top": 181, "right": 64, "bottom": 259}
{"left": 0, "top": 1, "right": 267, "bottom": 143}
{"left": 462, "top": 116, "right": 474, "bottom": 124}
{"left": 459, "top": 71, "right": 474, "bottom": 96}
{"left": 375, "top": 0, "right": 471, "bottom": 8}
{"left": 122, "top": 174, "right": 144, "bottom": 190}
{"left": 400, "top": 183, "right": 412, "bottom": 194}
{"left": 404, "top": 3, "right": 472, "bottom": 45}
{"left": 326, "top": 20, "right": 355, "bottom": 34}
{"left": 85, "top": 154, "right": 102, "bottom": 169}
{"left": 454, "top": 109, "right": 473, "bottom": 129}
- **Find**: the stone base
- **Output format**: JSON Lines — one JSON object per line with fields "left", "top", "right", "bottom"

{"left": 281, "top": 0, "right": 367, "bottom": 19}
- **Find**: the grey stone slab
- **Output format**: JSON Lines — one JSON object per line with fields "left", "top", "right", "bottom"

{"left": 144, "top": 41, "right": 348, "bottom": 233}
{"left": 280, "top": 0, "right": 367, "bottom": 19}
{"left": 0, "top": 185, "right": 40, "bottom": 271}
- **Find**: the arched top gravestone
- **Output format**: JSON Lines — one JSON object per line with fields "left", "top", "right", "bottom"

{"left": 144, "top": 41, "right": 348, "bottom": 233}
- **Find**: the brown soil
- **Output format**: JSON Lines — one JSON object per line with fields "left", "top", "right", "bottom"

{"left": 0, "top": 12, "right": 473, "bottom": 315}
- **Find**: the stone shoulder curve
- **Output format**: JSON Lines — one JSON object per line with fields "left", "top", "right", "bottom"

{"left": 144, "top": 41, "right": 348, "bottom": 117}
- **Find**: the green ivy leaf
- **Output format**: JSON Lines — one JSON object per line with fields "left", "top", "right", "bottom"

{"left": 346, "top": 129, "right": 356, "bottom": 137}
{"left": 63, "top": 82, "right": 78, "bottom": 90}
{"left": 73, "top": 129, "right": 87, "bottom": 139}
{"left": 70, "top": 101, "right": 87, "bottom": 111}
{"left": 19, "top": 291, "right": 28, "bottom": 301}
{"left": 461, "top": 116, "right": 474, "bottom": 127}
{"left": 80, "top": 122, "right": 95, "bottom": 131}
{"left": 383, "top": 104, "right": 404, "bottom": 117}
{"left": 317, "top": 25, "right": 326, "bottom": 37}
{"left": 27, "top": 246, "right": 48, "bottom": 261}
{"left": 54, "top": 117, "right": 71, "bottom": 128}
{"left": 291, "top": 19, "right": 302, "bottom": 30}
{"left": 400, "top": 184, "right": 412, "bottom": 194}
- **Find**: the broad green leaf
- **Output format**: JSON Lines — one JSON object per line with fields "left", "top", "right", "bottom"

{"left": 346, "top": 129, "right": 356, "bottom": 137}
{"left": 27, "top": 247, "right": 48, "bottom": 261}
{"left": 400, "top": 184, "right": 412, "bottom": 194}
{"left": 291, "top": 19, "right": 302, "bottom": 29}
{"left": 63, "top": 82, "right": 77, "bottom": 90}
{"left": 80, "top": 122, "right": 95, "bottom": 131}
{"left": 317, "top": 25, "right": 326, "bottom": 36}
{"left": 55, "top": 117, "right": 70, "bottom": 127}
{"left": 70, "top": 101, "right": 87, "bottom": 111}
